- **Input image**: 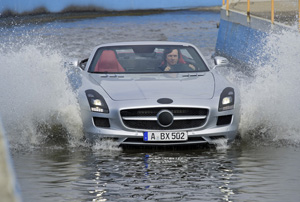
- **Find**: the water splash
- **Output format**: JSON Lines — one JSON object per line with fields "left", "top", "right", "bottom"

{"left": 236, "top": 28, "right": 300, "bottom": 146}
{"left": 92, "top": 139, "right": 122, "bottom": 152}
{"left": 212, "top": 138, "right": 230, "bottom": 151}
{"left": 0, "top": 32, "right": 83, "bottom": 150}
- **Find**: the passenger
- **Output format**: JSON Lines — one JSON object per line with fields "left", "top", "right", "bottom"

{"left": 160, "top": 48, "right": 195, "bottom": 71}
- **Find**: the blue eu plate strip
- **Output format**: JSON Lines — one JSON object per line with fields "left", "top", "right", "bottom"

{"left": 143, "top": 132, "right": 148, "bottom": 141}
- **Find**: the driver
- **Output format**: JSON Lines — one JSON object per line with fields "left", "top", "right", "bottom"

{"left": 160, "top": 48, "right": 195, "bottom": 71}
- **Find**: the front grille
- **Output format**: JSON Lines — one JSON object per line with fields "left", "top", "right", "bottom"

{"left": 120, "top": 107, "right": 208, "bottom": 130}
{"left": 121, "top": 108, "right": 206, "bottom": 116}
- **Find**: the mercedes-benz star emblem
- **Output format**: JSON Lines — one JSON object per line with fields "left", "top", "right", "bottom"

{"left": 157, "top": 110, "right": 174, "bottom": 127}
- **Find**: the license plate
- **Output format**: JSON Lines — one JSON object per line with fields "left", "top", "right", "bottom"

{"left": 143, "top": 131, "right": 188, "bottom": 141}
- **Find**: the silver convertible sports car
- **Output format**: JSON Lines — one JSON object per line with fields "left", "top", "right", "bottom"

{"left": 70, "top": 41, "right": 240, "bottom": 146}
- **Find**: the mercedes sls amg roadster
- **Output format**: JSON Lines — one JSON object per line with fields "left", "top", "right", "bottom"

{"left": 68, "top": 41, "right": 240, "bottom": 146}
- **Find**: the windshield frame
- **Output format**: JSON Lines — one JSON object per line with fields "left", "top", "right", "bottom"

{"left": 88, "top": 45, "right": 210, "bottom": 74}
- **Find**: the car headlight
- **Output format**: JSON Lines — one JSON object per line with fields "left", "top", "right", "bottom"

{"left": 218, "top": 87, "right": 235, "bottom": 111}
{"left": 85, "top": 90, "right": 109, "bottom": 113}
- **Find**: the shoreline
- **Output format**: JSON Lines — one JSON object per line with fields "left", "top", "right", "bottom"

{"left": 0, "top": 7, "right": 221, "bottom": 27}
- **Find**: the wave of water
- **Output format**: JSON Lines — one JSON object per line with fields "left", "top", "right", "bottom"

{"left": 0, "top": 33, "right": 84, "bottom": 150}
{"left": 235, "top": 27, "right": 300, "bottom": 146}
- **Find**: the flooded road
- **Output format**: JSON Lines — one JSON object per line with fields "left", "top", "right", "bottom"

{"left": 1, "top": 10, "right": 300, "bottom": 201}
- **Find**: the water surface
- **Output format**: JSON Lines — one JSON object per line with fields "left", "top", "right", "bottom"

{"left": 1, "top": 11, "right": 300, "bottom": 201}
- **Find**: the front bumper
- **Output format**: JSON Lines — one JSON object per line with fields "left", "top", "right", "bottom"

{"left": 81, "top": 106, "right": 239, "bottom": 146}
{"left": 84, "top": 124, "right": 238, "bottom": 146}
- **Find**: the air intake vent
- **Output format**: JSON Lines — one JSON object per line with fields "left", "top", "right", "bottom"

{"left": 216, "top": 115, "right": 232, "bottom": 126}
{"left": 93, "top": 117, "right": 110, "bottom": 128}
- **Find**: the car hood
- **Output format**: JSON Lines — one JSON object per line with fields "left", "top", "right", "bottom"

{"left": 90, "top": 73, "right": 215, "bottom": 101}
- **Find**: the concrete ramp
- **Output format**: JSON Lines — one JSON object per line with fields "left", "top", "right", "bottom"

{"left": 216, "top": 0, "right": 298, "bottom": 65}
{"left": 227, "top": 0, "right": 298, "bottom": 25}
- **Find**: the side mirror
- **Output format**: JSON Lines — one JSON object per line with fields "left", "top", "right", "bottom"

{"left": 64, "top": 58, "right": 88, "bottom": 70}
{"left": 64, "top": 59, "right": 79, "bottom": 68}
{"left": 213, "top": 56, "right": 229, "bottom": 67}
{"left": 79, "top": 58, "right": 88, "bottom": 70}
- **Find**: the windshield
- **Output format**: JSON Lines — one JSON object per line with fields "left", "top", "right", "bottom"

{"left": 88, "top": 45, "right": 209, "bottom": 73}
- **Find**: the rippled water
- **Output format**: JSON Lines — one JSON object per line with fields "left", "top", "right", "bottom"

{"left": 1, "top": 10, "right": 300, "bottom": 201}
{"left": 13, "top": 145, "right": 300, "bottom": 202}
